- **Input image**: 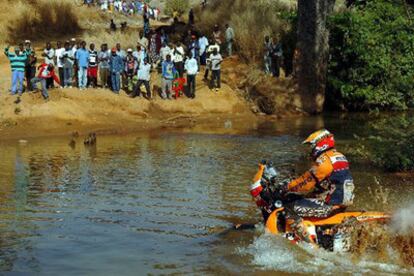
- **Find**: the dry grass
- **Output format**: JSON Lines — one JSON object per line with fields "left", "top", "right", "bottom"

{"left": 4, "top": 0, "right": 81, "bottom": 44}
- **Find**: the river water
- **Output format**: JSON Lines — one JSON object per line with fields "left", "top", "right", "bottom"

{"left": 1, "top": 114, "right": 413, "bottom": 275}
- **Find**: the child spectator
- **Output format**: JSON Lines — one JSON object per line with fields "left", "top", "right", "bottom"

{"left": 125, "top": 48, "right": 137, "bottom": 90}
{"left": 42, "top": 42, "right": 55, "bottom": 88}
{"left": 88, "top": 43, "right": 99, "bottom": 88}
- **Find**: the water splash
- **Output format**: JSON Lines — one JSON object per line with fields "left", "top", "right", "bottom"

{"left": 391, "top": 203, "right": 414, "bottom": 234}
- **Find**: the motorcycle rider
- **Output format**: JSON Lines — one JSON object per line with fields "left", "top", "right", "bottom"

{"left": 285, "top": 129, "right": 355, "bottom": 218}
{"left": 250, "top": 129, "right": 355, "bottom": 223}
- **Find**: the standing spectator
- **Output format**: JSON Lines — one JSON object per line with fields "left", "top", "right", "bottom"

{"left": 75, "top": 41, "right": 90, "bottom": 90}
{"left": 71, "top": 39, "right": 79, "bottom": 87}
{"left": 209, "top": 48, "right": 223, "bottom": 92}
{"left": 133, "top": 44, "right": 147, "bottom": 67}
{"left": 24, "top": 40, "right": 37, "bottom": 91}
{"left": 125, "top": 48, "right": 137, "bottom": 90}
{"left": 204, "top": 40, "right": 220, "bottom": 81}
{"left": 110, "top": 19, "right": 117, "bottom": 31}
{"left": 172, "top": 43, "right": 185, "bottom": 77}
{"left": 188, "top": 8, "right": 194, "bottom": 25}
{"left": 225, "top": 24, "right": 235, "bottom": 56}
{"left": 109, "top": 47, "right": 124, "bottom": 93}
{"left": 98, "top": 43, "right": 110, "bottom": 88}
{"left": 116, "top": 43, "right": 127, "bottom": 88}
{"left": 42, "top": 42, "right": 55, "bottom": 88}
{"left": 133, "top": 57, "right": 152, "bottom": 99}
{"left": 55, "top": 41, "right": 65, "bottom": 85}
{"left": 264, "top": 36, "right": 272, "bottom": 74}
{"left": 188, "top": 35, "right": 200, "bottom": 65}
{"left": 138, "top": 31, "right": 149, "bottom": 50}
{"left": 149, "top": 30, "right": 161, "bottom": 65}
{"left": 88, "top": 43, "right": 99, "bottom": 88}
{"left": 184, "top": 52, "right": 198, "bottom": 99}
{"left": 143, "top": 13, "right": 150, "bottom": 37}
{"left": 62, "top": 42, "right": 75, "bottom": 88}
{"left": 161, "top": 54, "right": 175, "bottom": 99}
{"left": 198, "top": 33, "right": 209, "bottom": 66}
{"left": 271, "top": 38, "right": 283, "bottom": 78}
{"left": 213, "top": 24, "right": 222, "bottom": 47}
{"left": 160, "top": 29, "right": 169, "bottom": 45}
{"left": 31, "top": 63, "right": 60, "bottom": 100}
{"left": 159, "top": 42, "right": 171, "bottom": 63}
{"left": 4, "top": 45, "right": 27, "bottom": 96}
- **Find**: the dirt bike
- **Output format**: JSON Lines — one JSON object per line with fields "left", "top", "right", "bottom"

{"left": 253, "top": 162, "right": 391, "bottom": 252}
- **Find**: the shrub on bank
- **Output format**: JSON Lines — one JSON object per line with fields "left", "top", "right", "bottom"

{"left": 7, "top": 0, "right": 81, "bottom": 43}
{"left": 165, "top": 0, "right": 190, "bottom": 17}
{"left": 327, "top": 0, "right": 414, "bottom": 111}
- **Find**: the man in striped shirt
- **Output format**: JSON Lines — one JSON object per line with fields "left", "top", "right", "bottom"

{"left": 4, "top": 45, "right": 28, "bottom": 96}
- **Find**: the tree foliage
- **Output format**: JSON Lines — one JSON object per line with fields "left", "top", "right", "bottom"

{"left": 165, "top": 0, "right": 190, "bottom": 17}
{"left": 327, "top": 0, "right": 414, "bottom": 111}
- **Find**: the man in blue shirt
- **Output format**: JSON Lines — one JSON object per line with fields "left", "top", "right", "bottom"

{"left": 75, "top": 41, "right": 90, "bottom": 90}
{"left": 161, "top": 54, "right": 175, "bottom": 99}
{"left": 109, "top": 47, "right": 124, "bottom": 94}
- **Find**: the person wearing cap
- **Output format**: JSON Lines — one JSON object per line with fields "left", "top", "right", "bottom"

{"left": 161, "top": 54, "right": 175, "bottom": 99}
{"left": 109, "top": 47, "right": 124, "bottom": 93}
{"left": 124, "top": 48, "right": 137, "bottom": 91}
{"left": 31, "top": 63, "right": 60, "bottom": 100}
{"left": 75, "top": 41, "right": 90, "bottom": 90}
{"left": 133, "top": 57, "right": 152, "bottom": 99}
{"left": 4, "top": 45, "right": 28, "bottom": 96}
{"left": 88, "top": 43, "right": 99, "bottom": 88}
{"left": 98, "top": 43, "right": 111, "bottom": 89}
{"left": 184, "top": 52, "right": 198, "bottom": 99}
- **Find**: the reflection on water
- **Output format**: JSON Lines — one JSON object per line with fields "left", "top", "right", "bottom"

{"left": 0, "top": 115, "right": 413, "bottom": 275}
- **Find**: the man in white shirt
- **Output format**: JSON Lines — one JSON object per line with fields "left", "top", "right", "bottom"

{"left": 138, "top": 31, "right": 149, "bottom": 50}
{"left": 133, "top": 45, "right": 147, "bottom": 67}
{"left": 42, "top": 42, "right": 55, "bottom": 88}
{"left": 184, "top": 52, "right": 199, "bottom": 99}
{"left": 133, "top": 57, "right": 152, "bottom": 99}
{"left": 172, "top": 43, "right": 185, "bottom": 77}
{"left": 209, "top": 48, "right": 223, "bottom": 92}
{"left": 204, "top": 40, "right": 220, "bottom": 81}
{"left": 55, "top": 41, "right": 65, "bottom": 86}
{"left": 198, "top": 33, "right": 209, "bottom": 66}
{"left": 159, "top": 42, "right": 171, "bottom": 63}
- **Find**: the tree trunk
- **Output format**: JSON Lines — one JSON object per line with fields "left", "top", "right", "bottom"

{"left": 296, "top": 0, "right": 335, "bottom": 114}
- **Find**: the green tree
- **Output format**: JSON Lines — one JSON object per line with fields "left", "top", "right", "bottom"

{"left": 327, "top": 0, "right": 414, "bottom": 111}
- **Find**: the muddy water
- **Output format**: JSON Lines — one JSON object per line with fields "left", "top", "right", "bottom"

{"left": 1, "top": 115, "right": 414, "bottom": 275}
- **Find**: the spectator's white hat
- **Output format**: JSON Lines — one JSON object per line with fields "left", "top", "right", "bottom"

{"left": 24, "top": 40, "right": 31, "bottom": 43}
{"left": 127, "top": 48, "right": 133, "bottom": 52}
{"left": 70, "top": 38, "right": 76, "bottom": 42}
